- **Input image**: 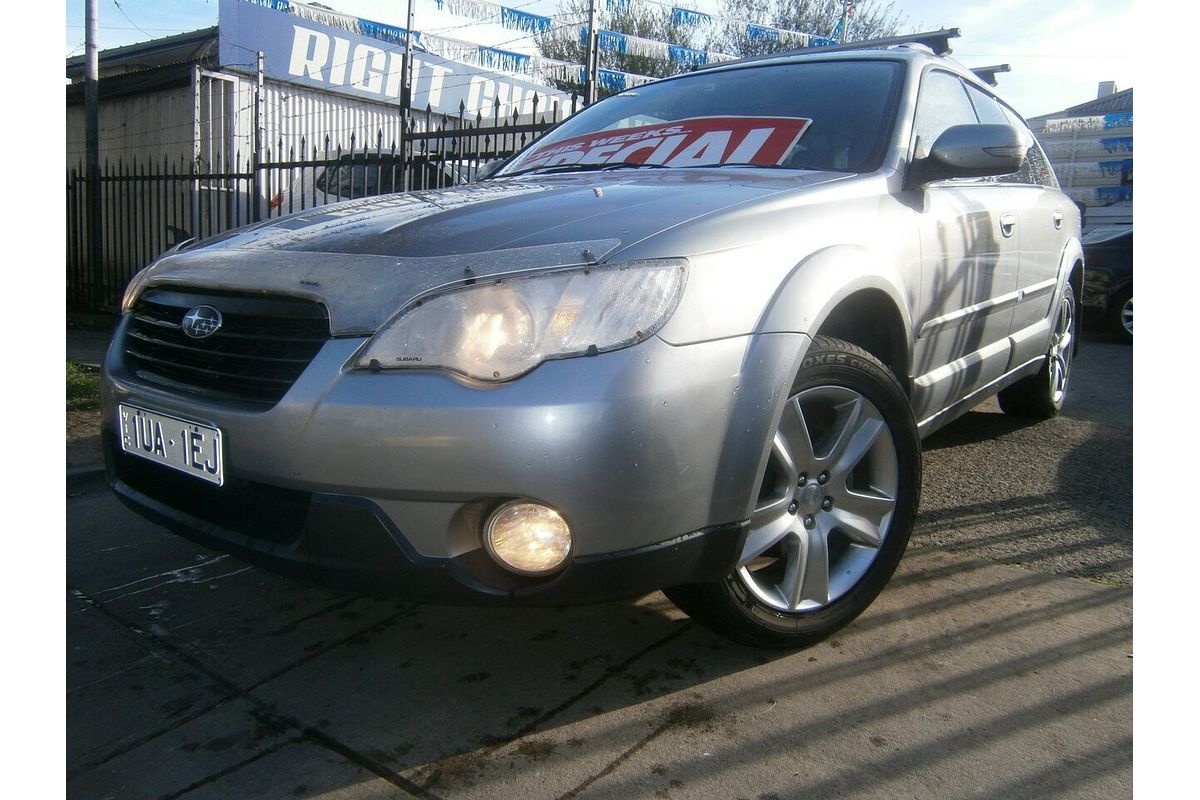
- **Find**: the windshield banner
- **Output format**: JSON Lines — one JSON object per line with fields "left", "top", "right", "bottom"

{"left": 517, "top": 116, "right": 812, "bottom": 170}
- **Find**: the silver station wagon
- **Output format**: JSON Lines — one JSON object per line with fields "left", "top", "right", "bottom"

{"left": 103, "top": 34, "right": 1081, "bottom": 648}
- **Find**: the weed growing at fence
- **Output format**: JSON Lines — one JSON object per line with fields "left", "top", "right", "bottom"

{"left": 67, "top": 361, "right": 101, "bottom": 411}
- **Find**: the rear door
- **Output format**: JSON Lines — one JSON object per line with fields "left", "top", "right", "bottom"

{"left": 909, "top": 69, "right": 1023, "bottom": 419}
{"left": 978, "top": 94, "right": 1076, "bottom": 365}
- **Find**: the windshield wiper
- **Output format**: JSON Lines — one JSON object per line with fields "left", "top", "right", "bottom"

{"left": 677, "top": 162, "right": 850, "bottom": 173}
{"left": 503, "top": 162, "right": 672, "bottom": 178}
{"left": 677, "top": 162, "right": 792, "bottom": 169}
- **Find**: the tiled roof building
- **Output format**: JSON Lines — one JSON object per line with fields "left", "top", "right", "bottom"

{"left": 1028, "top": 83, "right": 1132, "bottom": 228}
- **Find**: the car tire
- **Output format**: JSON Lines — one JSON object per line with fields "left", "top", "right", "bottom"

{"left": 664, "top": 336, "right": 921, "bottom": 649}
{"left": 1108, "top": 286, "right": 1132, "bottom": 342}
{"left": 998, "top": 281, "right": 1076, "bottom": 420}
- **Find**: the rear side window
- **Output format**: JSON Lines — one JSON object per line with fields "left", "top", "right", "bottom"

{"left": 962, "top": 83, "right": 1057, "bottom": 187}
{"left": 1001, "top": 106, "right": 1059, "bottom": 188}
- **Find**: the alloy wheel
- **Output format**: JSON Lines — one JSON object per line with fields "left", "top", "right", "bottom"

{"left": 737, "top": 385, "right": 899, "bottom": 613}
{"left": 1048, "top": 290, "right": 1075, "bottom": 406}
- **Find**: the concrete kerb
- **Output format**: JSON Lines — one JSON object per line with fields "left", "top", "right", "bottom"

{"left": 68, "top": 466, "right": 107, "bottom": 487}
{"left": 67, "top": 325, "right": 114, "bottom": 482}
{"left": 67, "top": 327, "right": 114, "bottom": 368}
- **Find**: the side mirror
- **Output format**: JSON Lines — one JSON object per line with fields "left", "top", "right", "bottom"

{"left": 911, "top": 124, "right": 1026, "bottom": 185}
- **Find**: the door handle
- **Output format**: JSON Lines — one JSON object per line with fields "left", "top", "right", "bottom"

{"left": 999, "top": 213, "right": 1016, "bottom": 238}
{"left": 1052, "top": 210, "right": 1064, "bottom": 230}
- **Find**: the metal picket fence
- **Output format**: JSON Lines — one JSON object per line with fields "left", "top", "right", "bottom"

{"left": 67, "top": 96, "right": 572, "bottom": 312}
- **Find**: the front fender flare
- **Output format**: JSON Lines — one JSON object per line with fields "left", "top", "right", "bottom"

{"left": 757, "top": 245, "right": 915, "bottom": 355}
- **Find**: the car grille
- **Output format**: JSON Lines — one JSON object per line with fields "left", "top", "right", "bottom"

{"left": 123, "top": 288, "right": 331, "bottom": 408}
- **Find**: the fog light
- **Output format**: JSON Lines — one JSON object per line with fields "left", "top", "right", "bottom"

{"left": 484, "top": 500, "right": 572, "bottom": 575}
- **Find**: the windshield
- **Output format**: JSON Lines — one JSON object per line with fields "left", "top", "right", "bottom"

{"left": 499, "top": 59, "right": 905, "bottom": 176}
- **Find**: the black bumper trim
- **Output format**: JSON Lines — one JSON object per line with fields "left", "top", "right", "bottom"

{"left": 106, "top": 434, "right": 747, "bottom": 606}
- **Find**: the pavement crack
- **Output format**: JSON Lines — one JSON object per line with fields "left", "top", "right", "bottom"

{"left": 513, "top": 622, "right": 695, "bottom": 740}
{"left": 152, "top": 736, "right": 301, "bottom": 800}
{"left": 67, "top": 584, "right": 438, "bottom": 798}
{"left": 556, "top": 713, "right": 678, "bottom": 800}
{"left": 413, "top": 622, "right": 695, "bottom": 793}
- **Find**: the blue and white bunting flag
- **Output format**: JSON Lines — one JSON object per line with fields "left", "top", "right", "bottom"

{"left": 745, "top": 23, "right": 781, "bottom": 42}
{"left": 477, "top": 46, "right": 531, "bottom": 73}
{"left": 437, "top": 0, "right": 551, "bottom": 35}
{"left": 668, "top": 44, "right": 707, "bottom": 66}
{"left": 501, "top": 7, "right": 552, "bottom": 34}
{"left": 672, "top": 8, "right": 713, "bottom": 27}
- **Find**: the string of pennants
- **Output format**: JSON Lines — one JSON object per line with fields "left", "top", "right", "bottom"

{"left": 245, "top": 0, "right": 832, "bottom": 94}
{"left": 433, "top": 0, "right": 552, "bottom": 35}
{"left": 665, "top": 4, "right": 837, "bottom": 48}
{"left": 571, "top": 25, "right": 734, "bottom": 67}
{"left": 427, "top": 0, "right": 835, "bottom": 67}
{"left": 247, "top": 0, "right": 425, "bottom": 46}
{"left": 538, "top": 63, "right": 658, "bottom": 93}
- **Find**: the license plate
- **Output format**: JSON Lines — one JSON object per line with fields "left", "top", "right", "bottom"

{"left": 118, "top": 404, "right": 224, "bottom": 486}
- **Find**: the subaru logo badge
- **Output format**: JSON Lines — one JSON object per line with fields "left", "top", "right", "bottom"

{"left": 181, "top": 305, "right": 223, "bottom": 339}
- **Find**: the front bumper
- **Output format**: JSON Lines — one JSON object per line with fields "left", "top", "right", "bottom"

{"left": 103, "top": 317, "right": 808, "bottom": 602}
{"left": 107, "top": 434, "right": 745, "bottom": 604}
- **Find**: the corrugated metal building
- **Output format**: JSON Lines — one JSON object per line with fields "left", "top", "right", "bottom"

{"left": 64, "top": 7, "right": 574, "bottom": 311}
{"left": 67, "top": 27, "right": 443, "bottom": 174}
{"left": 65, "top": 14, "right": 573, "bottom": 174}
{"left": 1029, "top": 84, "right": 1133, "bottom": 229}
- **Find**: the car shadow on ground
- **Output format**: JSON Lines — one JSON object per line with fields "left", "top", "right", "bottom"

{"left": 68, "top": 464, "right": 1131, "bottom": 799}
{"left": 914, "top": 338, "right": 1131, "bottom": 587}
{"left": 66, "top": 336, "right": 1133, "bottom": 799}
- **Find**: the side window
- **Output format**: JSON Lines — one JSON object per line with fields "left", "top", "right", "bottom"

{"left": 965, "top": 84, "right": 1024, "bottom": 185}
{"left": 912, "top": 70, "right": 978, "bottom": 159}
{"left": 1001, "top": 106, "right": 1059, "bottom": 189}
{"left": 964, "top": 84, "right": 1009, "bottom": 125}
{"left": 961, "top": 82, "right": 1059, "bottom": 189}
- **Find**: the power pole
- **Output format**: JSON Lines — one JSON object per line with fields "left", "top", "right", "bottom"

{"left": 585, "top": 0, "right": 599, "bottom": 105}
{"left": 399, "top": 0, "right": 415, "bottom": 189}
{"left": 839, "top": 2, "right": 855, "bottom": 43}
{"left": 84, "top": 0, "right": 101, "bottom": 309}
{"left": 191, "top": 64, "right": 202, "bottom": 236}
{"left": 252, "top": 51, "right": 264, "bottom": 222}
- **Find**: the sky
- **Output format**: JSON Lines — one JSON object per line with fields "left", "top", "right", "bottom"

{"left": 63, "top": 0, "right": 1134, "bottom": 118}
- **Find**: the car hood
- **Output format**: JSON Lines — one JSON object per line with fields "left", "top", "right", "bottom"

{"left": 136, "top": 169, "right": 849, "bottom": 335}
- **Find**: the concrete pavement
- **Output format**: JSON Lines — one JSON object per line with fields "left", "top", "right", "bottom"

{"left": 66, "top": 334, "right": 1133, "bottom": 799}
{"left": 66, "top": 479, "right": 1130, "bottom": 799}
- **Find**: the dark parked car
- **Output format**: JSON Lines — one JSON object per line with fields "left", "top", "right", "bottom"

{"left": 1081, "top": 227, "right": 1132, "bottom": 340}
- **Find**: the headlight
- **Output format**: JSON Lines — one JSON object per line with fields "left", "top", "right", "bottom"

{"left": 354, "top": 259, "right": 687, "bottom": 381}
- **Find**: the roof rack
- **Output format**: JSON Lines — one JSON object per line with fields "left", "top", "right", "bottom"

{"left": 692, "top": 28, "right": 961, "bottom": 72}
{"left": 970, "top": 64, "right": 1011, "bottom": 87}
